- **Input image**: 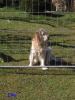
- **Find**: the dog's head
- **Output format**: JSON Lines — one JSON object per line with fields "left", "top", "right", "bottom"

{"left": 32, "top": 28, "right": 49, "bottom": 48}
{"left": 36, "top": 28, "right": 49, "bottom": 42}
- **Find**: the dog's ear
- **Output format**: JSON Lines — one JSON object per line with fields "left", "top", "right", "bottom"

{"left": 35, "top": 32, "right": 41, "bottom": 42}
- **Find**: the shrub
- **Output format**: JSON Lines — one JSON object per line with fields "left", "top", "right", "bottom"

{"left": 19, "top": 0, "right": 51, "bottom": 12}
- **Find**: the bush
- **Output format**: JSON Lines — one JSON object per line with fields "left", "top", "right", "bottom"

{"left": 20, "top": 0, "right": 31, "bottom": 11}
{"left": 19, "top": 0, "right": 51, "bottom": 12}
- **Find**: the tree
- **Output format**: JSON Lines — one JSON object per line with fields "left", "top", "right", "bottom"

{"left": 20, "top": 0, "right": 32, "bottom": 11}
{"left": 19, "top": 0, "right": 51, "bottom": 12}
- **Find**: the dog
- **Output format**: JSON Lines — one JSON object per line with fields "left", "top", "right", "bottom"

{"left": 29, "top": 28, "right": 51, "bottom": 70}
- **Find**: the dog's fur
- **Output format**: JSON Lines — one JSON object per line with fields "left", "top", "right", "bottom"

{"left": 29, "top": 28, "right": 51, "bottom": 70}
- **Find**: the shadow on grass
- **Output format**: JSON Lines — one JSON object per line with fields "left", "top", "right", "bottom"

{"left": 34, "top": 56, "right": 73, "bottom": 66}
{"left": 50, "top": 57, "right": 73, "bottom": 66}
{"left": 0, "top": 33, "right": 74, "bottom": 66}
{"left": 0, "top": 33, "right": 31, "bottom": 44}
{"left": 48, "top": 42, "right": 75, "bottom": 48}
{"left": 49, "top": 34, "right": 68, "bottom": 37}
{"left": 0, "top": 53, "right": 15, "bottom": 62}
{"left": 0, "top": 33, "right": 73, "bottom": 48}
{"left": 0, "top": 52, "right": 73, "bottom": 66}
{"left": 32, "top": 11, "right": 64, "bottom": 17}
{"left": 0, "top": 52, "right": 75, "bottom": 75}
{"left": 0, "top": 52, "right": 27, "bottom": 62}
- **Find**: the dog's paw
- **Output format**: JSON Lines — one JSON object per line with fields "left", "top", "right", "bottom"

{"left": 42, "top": 67, "right": 48, "bottom": 70}
{"left": 29, "top": 64, "right": 32, "bottom": 67}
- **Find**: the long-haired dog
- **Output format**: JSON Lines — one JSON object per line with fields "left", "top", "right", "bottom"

{"left": 29, "top": 28, "right": 51, "bottom": 70}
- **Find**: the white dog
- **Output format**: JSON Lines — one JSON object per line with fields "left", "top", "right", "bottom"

{"left": 29, "top": 28, "right": 51, "bottom": 70}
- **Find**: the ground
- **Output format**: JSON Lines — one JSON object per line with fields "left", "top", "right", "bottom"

{"left": 0, "top": 68, "right": 75, "bottom": 100}
{"left": 0, "top": 9, "right": 75, "bottom": 65}
{"left": 0, "top": 8, "right": 75, "bottom": 100}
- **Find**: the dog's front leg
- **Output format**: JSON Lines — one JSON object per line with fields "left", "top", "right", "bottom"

{"left": 40, "top": 57, "right": 48, "bottom": 70}
{"left": 40, "top": 57, "right": 45, "bottom": 66}
{"left": 29, "top": 55, "right": 33, "bottom": 66}
{"left": 29, "top": 51, "right": 34, "bottom": 66}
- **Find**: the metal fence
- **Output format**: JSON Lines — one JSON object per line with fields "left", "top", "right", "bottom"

{"left": 0, "top": 0, "right": 75, "bottom": 67}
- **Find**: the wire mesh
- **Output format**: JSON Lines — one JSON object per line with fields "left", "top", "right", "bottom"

{"left": 0, "top": 0, "right": 75, "bottom": 66}
{"left": 0, "top": 1, "right": 75, "bottom": 100}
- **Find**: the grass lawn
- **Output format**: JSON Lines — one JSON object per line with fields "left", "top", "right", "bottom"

{"left": 0, "top": 8, "right": 75, "bottom": 100}
{"left": 0, "top": 68, "right": 75, "bottom": 100}
{"left": 0, "top": 11, "right": 75, "bottom": 65}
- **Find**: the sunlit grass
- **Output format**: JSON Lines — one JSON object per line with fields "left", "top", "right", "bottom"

{"left": 0, "top": 8, "right": 75, "bottom": 100}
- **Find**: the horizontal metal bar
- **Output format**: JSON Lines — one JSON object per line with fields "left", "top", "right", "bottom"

{"left": 0, "top": 66, "right": 75, "bottom": 68}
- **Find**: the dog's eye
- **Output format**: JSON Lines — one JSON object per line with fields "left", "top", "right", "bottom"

{"left": 43, "top": 33, "right": 46, "bottom": 35}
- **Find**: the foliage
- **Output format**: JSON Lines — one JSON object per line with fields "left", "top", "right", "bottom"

{"left": 19, "top": 0, "right": 50, "bottom": 12}
{"left": 19, "top": 0, "right": 31, "bottom": 11}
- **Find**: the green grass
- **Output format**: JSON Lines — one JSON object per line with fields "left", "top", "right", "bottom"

{"left": 0, "top": 8, "right": 75, "bottom": 100}
{"left": 0, "top": 18, "right": 75, "bottom": 65}
{"left": 0, "top": 10, "right": 75, "bottom": 66}
{"left": 0, "top": 9, "right": 75, "bottom": 27}
{"left": 0, "top": 68, "right": 75, "bottom": 100}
